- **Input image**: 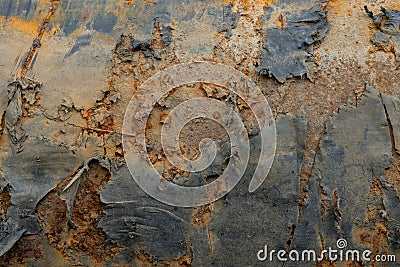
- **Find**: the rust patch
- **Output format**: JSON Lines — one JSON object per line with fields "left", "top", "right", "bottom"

{"left": 66, "top": 162, "right": 118, "bottom": 263}
{"left": 124, "top": 0, "right": 135, "bottom": 5}
{"left": 19, "top": 0, "right": 61, "bottom": 78}
{"left": 37, "top": 192, "right": 67, "bottom": 249}
{"left": 225, "top": 0, "right": 279, "bottom": 13}
{"left": 36, "top": 162, "right": 118, "bottom": 265}
{"left": 327, "top": 0, "right": 350, "bottom": 16}
{"left": 134, "top": 250, "right": 193, "bottom": 267}
{"left": 315, "top": 260, "right": 336, "bottom": 267}
{"left": 192, "top": 204, "right": 213, "bottom": 227}
{"left": 0, "top": 236, "right": 43, "bottom": 265}
{"left": 0, "top": 17, "right": 41, "bottom": 35}
{"left": 277, "top": 13, "right": 286, "bottom": 29}
{"left": 355, "top": 179, "right": 389, "bottom": 267}
{"left": 0, "top": 186, "right": 11, "bottom": 222}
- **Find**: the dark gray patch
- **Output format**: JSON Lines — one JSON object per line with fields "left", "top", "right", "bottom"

{"left": 382, "top": 92, "right": 400, "bottom": 154}
{"left": 92, "top": 12, "right": 118, "bottom": 34}
{"left": 0, "top": 0, "right": 38, "bottom": 21}
{"left": 62, "top": 15, "right": 80, "bottom": 36}
{"left": 160, "top": 25, "right": 173, "bottom": 45}
{"left": 154, "top": 18, "right": 173, "bottom": 46}
{"left": 192, "top": 115, "right": 306, "bottom": 266}
{"left": 114, "top": 34, "right": 162, "bottom": 61}
{"left": 217, "top": 3, "right": 240, "bottom": 38}
{"left": 59, "top": 1, "right": 93, "bottom": 35}
{"left": 131, "top": 37, "right": 160, "bottom": 60}
{"left": 184, "top": 137, "right": 230, "bottom": 187}
{"left": 99, "top": 115, "right": 305, "bottom": 265}
{"left": 259, "top": 0, "right": 329, "bottom": 83}
{"left": 99, "top": 164, "right": 192, "bottom": 262}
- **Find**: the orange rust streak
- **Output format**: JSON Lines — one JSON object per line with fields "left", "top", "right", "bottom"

{"left": 19, "top": 0, "right": 61, "bottom": 78}
{"left": 122, "top": 0, "right": 156, "bottom": 5}
{"left": 224, "top": 0, "right": 279, "bottom": 10}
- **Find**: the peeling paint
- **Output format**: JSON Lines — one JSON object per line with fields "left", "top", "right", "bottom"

{"left": 259, "top": 0, "right": 329, "bottom": 83}
{"left": 366, "top": 6, "right": 400, "bottom": 62}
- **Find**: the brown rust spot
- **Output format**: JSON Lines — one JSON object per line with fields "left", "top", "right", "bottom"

{"left": 0, "top": 186, "right": 11, "bottom": 221}
{"left": 315, "top": 260, "right": 336, "bottom": 267}
{"left": 355, "top": 179, "right": 389, "bottom": 267}
{"left": 68, "top": 162, "right": 117, "bottom": 261}
{"left": 225, "top": 0, "right": 279, "bottom": 12}
{"left": 37, "top": 162, "right": 118, "bottom": 265}
{"left": 37, "top": 191, "right": 68, "bottom": 249}
{"left": 192, "top": 204, "right": 213, "bottom": 226}
{"left": 277, "top": 13, "right": 286, "bottom": 29}
{"left": 0, "top": 236, "right": 44, "bottom": 265}
{"left": 327, "top": 0, "right": 347, "bottom": 16}
{"left": 134, "top": 250, "right": 193, "bottom": 267}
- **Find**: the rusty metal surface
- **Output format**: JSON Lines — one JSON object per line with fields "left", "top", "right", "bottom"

{"left": 0, "top": 0, "right": 400, "bottom": 266}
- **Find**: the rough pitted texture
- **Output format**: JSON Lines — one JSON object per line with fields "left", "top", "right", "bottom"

{"left": 0, "top": 138, "right": 81, "bottom": 257}
{"left": 99, "top": 164, "right": 193, "bottom": 263}
{"left": 1, "top": 0, "right": 400, "bottom": 265}
{"left": 191, "top": 115, "right": 306, "bottom": 266}
{"left": 382, "top": 93, "right": 400, "bottom": 154}
{"left": 289, "top": 87, "right": 399, "bottom": 266}
{"left": 366, "top": 7, "right": 400, "bottom": 62}
{"left": 99, "top": 115, "right": 306, "bottom": 266}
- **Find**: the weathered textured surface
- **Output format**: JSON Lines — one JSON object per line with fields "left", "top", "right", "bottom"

{"left": 290, "top": 86, "right": 397, "bottom": 266}
{"left": 0, "top": 138, "right": 81, "bottom": 257}
{"left": 260, "top": 0, "right": 330, "bottom": 83}
{"left": 99, "top": 163, "right": 193, "bottom": 265}
{"left": 366, "top": 6, "right": 400, "bottom": 62}
{"left": 98, "top": 114, "right": 304, "bottom": 266}
{"left": 0, "top": 0, "right": 400, "bottom": 266}
{"left": 191, "top": 115, "right": 306, "bottom": 266}
{"left": 382, "top": 93, "right": 400, "bottom": 154}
